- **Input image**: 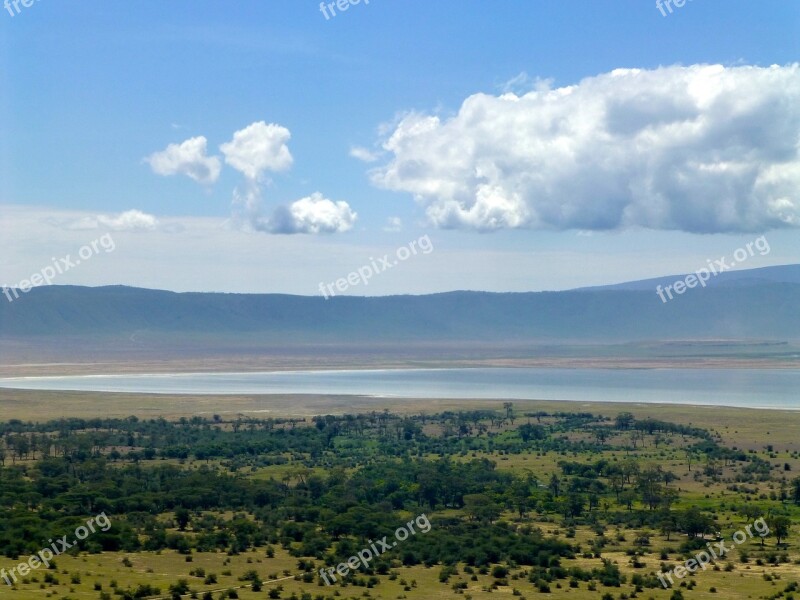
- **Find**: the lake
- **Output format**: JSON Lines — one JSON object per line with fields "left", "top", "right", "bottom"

{"left": 0, "top": 367, "right": 797, "bottom": 409}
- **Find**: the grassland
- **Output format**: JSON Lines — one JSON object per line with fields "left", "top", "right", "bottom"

{"left": 3, "top": 542, "right": 797, "bottom": 599}
{"left": 1, "top": 390, "right": 799, "bottom": 599}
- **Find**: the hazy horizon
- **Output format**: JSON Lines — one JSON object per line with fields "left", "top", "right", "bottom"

{"left": 2, "top": 2, "right": 799, "bottom": 296}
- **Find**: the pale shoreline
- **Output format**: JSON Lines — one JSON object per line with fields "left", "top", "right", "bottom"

{"left": 0, "top": 366, "right": 797, "bottom": 411}
{"left": 1, "top": 355, "right": 799, "bottom": 378}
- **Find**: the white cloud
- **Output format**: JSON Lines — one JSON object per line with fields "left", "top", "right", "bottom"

{"left": 269, "top": 193, "right": 357, "bottom": 234}
{"left": 145, "top": 121, "right": 353, "bottom": 236}
{"left": 349, "top": 145, "right": 381, "bottom": 162}
{"left": 67, "top": 209, "right": 160, "bottom": 232}
{"left": 99, "top": 210, "right": 160, "bottom": 231}
{"left": 220, "top": 121, "right": 293, "bottom": 180}
{"left": 219, "top": 122, "right": 353, "bottom": 235}
{"left": 371, "top": 64, "right": 800, "bottom": 233}
{"left": 3, "top": 205, "right": 798, "bottom": 295}
{"left": 145, "top": 136, "right": 221, "bottom": 185}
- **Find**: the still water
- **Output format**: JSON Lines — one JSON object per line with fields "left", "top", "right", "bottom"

{"left": 0, "top": 368, "right": 797, "bottom": 409}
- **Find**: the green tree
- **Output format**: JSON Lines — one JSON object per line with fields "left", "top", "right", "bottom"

{"left": 791, "top": 477, "right": 800, "bottom": 504}
{"left": 769, "top": 516, "right": 791, "bottom": 546}
{"left": 463, "top": 494, "right": 501, "bottom": 523}
{"left": 680, "top": 507, "right": 714, "bottom": 538}
{"left": 175, "top": 507, "right": 191, "bottom": 531}
{"left": 548, "top": 473, "right": 561, "bottom": 496}
{"left": 615, "top": 412, "right": 635, "bottom": 430}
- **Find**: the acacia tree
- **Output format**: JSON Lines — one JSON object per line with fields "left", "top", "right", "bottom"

{"left": 619, "top": 490, "right": 636, "bottom": 511}
{"left": 175, "top": 507, "right": 191, "bottom": 531}
{"left": 463, "top": 494, "right": 501, "bottom": 523}
{"left": 615, "top": 412, "right": 634, "bottom": 430}
{"left": 548, "top": 473, "right": 561, "bottom": 496}
{"left": 769, "top": 516, "right": 791, "bottom": 546}
{"left": 680, "top": 507, "right": 714, "bottom": 538}
{"left": 792, "top": 477, "right": 800, "bottom": 504}
{"left": 638, "top": 467, "right": 665, "bottom": 511}
{"left": 508, "top": 479, "right": 531, "bottom": 518}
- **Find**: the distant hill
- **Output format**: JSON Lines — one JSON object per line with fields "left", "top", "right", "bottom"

{"left": 577, "top": 263, "right": 800, "bottom": 292}
{"left": 1, "top": 265, "right": 798, "bottom": 343}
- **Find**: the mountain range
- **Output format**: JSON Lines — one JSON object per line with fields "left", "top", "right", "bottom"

{"left": 1, "top": 265, "right": 797, "bottom": 343}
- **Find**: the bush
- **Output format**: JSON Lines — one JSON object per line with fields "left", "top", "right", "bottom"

{"left": 491, "top": 565, "right": 508, "bottom": 579}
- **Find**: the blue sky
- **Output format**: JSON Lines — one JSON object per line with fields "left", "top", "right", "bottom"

{"left": 1, "top": 1, "right": 798, "bottom": 295}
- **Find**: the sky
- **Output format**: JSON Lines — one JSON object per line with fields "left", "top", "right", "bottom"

{"left": 1, "top": 0, "right": 798, "bottom": 296}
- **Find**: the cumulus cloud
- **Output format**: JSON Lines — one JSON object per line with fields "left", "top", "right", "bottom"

{"left": 231, "top": 188, "right": 356, "bottom": 235}
{"left": 145, "top": 136, "right": 221, "bottom": 185}
{"left": 220, "top": 122, "right": 354, "bottom": 234}
{"left": 269, "top": 193, "right": 357, "bottom": 234}
{"left": 370, "top": 64, "right": 800, "bottom": 233}
{"left": 220, "top": 121, "right": 293, "bottom": 180}
{"left": 67, "top": 209, "right": 160, "bottom": 232}
{"left": 146, "top": 121, "right": 354, "bottom": 235}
